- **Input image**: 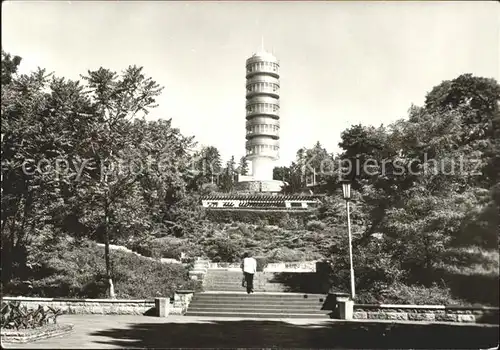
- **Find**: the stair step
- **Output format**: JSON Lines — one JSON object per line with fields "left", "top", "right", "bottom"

{"left": 192, "top": 297, "right": 324, "bottom": 303}
{"left": 188, "top": 306, "right": 329, "bottom": 313}
{"left": 191, "top": 298, "right": 325, "bottom": 303}
{"left": 189, "top": 303, "right": 324, "bottom": 308}
{"left": 194, "top": 294, "right": 326, "bottom": 300}
{"left": 184, "top": 311, "right": 330, "bottom": 318}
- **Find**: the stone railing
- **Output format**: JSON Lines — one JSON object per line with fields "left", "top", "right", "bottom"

{"left": 264, "top": 261, "right": 317, "bottom": 272}
{"left": 208, "top": 262, "right": 241, "bottom": 270}
{"left": 352, "top": 304, "right": 499, "bottom": 323}
{"left": 189, "top": 258, "right": 211, "bottom": 280}
{"left": 207, "top": 261, "right": 318, "bottom": 272}
{"left": 170, "top": 290, "right": 195, "bottom": 315}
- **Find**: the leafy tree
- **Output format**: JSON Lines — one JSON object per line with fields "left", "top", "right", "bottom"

{"left": 220, "top": 156, "right": 236, "bottom": 192}
{"left": 72, "top": 66, "right": 163, "bottom": 297}
{"left": 1, "top": 50, "right": 22, "bottom": 85}
{"left": 237, "top": 156, "right": 249, "bottom": 176}
{"left": 188, "top": 146, "right": 222, "bottom": 190}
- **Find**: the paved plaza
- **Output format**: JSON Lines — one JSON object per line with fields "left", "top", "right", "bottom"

{"left": 3, "top": 314, "right": 498, "bottom": 349}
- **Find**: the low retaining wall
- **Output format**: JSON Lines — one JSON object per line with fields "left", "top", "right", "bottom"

{"left": 352, "top": 304, "right": 499, "bottom": 324}
{"left": 1, "top": 293, "right": 195, "bottom": 316}
{"left": 1, "top": 324, "right": 74, "bottom": 344}
{"left": 1, "top": 297, "right": 155, "bottom": 315}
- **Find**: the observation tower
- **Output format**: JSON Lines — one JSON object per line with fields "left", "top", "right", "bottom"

{"left": 236, "top": 47, "right": 284, "bottom": 192}
{"left": 244, "top": 50, "right": 280, "bottom": 180}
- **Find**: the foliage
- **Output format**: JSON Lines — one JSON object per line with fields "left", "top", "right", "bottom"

{"left": 1, "top": 301, "right": 62, "bottom": 330}
{"left": 187, "top": 146, "right": 222, "bottom": 191}
{"left": 2, "top": 239, "right": 198, "bottom": 299}
{"left": 255, "top": 257, "right": 268, "bottom": 272}
{"left": 205, "top": 209, "right": 310, "bottom": 225}
{"left": 355, "top": 282, "right": 465, "bottom": 305}
{"left": 2, "top": 51, "right": 498, "bottom": 306}
{"left": 1, "top": 52, "right": 198, "bottom": 298}
{"left": 205, "top": 236, "right": 241, "bottom": 263}
{"left": 277, "top": 213, "right": 301, "bottom": 230}
{"left": 305, "top": 220, "right": 327, "bottom": 231}
{"left": 237, "top": 156, "right": 249, "bottom": 176}
{"left": 266, "top": 247, "right": 320, "bottom": 262}
{"left": 129, "top": 236, "right": 202, "bottom": 260}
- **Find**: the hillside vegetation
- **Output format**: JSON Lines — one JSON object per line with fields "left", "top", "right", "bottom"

{"left": 1, "top": 51, "right": 498, "bottom": 304}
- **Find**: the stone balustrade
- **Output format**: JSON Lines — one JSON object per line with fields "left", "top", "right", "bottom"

{"left": 264, "top": 261, "right": 317, "bottom": 272}
{"left": 207, "top": 261, "right": 318, "bottom": 272}
{"left": 189, "top": 258, "right": 210, "bottom": 280}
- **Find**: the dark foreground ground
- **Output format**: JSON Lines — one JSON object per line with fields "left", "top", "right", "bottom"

{"left": 3, "top": 315, "right": 499, "bottom": 349}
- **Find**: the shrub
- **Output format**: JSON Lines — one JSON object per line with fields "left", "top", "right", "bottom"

{"left": 255, "top": 257, "right": 268, "bottom": 272}
{"left": 205, "top": 237, "right": 241, "bottom": 263}
{"left": 355, "top": 282, "right": 466, "bottom": 305}
{"left": 306, "top": 220, "right": 327, "bottom": 231}
{"left": 111, "top": 250, "right": 201, "bottom": 298}
{"left": 1, "top": 301, "right": 62, "bottom": 329}
{"left": 278, "top": 214, "right": 301, "bottom": 230}
{"left": 2, "top": 240, "right": 197, "bottom": 299}
{"left": 238, "top": 223, "right": 252, "bottom": 236}
{"left": 266, "top": 247, "right": 306, "bottom": 262}
{"left": 128, "top": 237, "right": 202, "bottom": 260}
{"left": 205, "top": 209, "right": 311, "bottom": 225}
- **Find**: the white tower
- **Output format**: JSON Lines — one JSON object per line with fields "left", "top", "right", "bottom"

{"left": 244, "top": 50, "right": 280, "bottom": 181}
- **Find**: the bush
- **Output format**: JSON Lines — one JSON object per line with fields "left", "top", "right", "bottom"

{"left": 278, "top": 214, "right": 301, "bottom": 230}
{"left": 306, "top": 220, "right": 327, "bottom": 231}
{"left": 266, "top": 247, "right": 306, "bottom": 262}
{"left": 127, "top": 237, "right": 202, "bottom": 260}
{"left": 205, "top": 209, "right": 311, "bottom": 226}
{"left": 1, "top": 301, "right": 62, "bottom": 330}
{"left": 111, "top": 250, "right": 201, "bottom": 298}
{"left": 238, "top": 223, "right": 252, "bottom": 236}
{"left": 2, "top": 240, "right": 198, "bottom": 299}
{"left": 255, "top": 257, "right": 268, "bottom": 272}
{"left": 355, "top": 282, "right": 466, "bottom": 305}
{"left": 205, "top": 237, "right": 241, "bottom": 263}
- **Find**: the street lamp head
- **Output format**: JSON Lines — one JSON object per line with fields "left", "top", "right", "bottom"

{"left": 341, "top": 180, "right": 351, "bottom": 200}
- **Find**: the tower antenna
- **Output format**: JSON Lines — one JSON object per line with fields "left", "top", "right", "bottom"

{"left": 261, "top": 36, "right": 264, "bottom": 52}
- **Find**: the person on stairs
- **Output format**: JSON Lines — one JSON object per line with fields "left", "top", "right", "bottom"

{"left": 241, "top": 252, "right": 257, "bottom": 294}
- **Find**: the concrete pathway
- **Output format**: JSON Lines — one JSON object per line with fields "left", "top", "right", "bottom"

{"left": 2, "top": 314, "right": 498, "bottom": 349}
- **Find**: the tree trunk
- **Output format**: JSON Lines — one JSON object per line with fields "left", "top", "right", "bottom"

{"left": 104, "top": 199, "right": 116, "bottom": 299}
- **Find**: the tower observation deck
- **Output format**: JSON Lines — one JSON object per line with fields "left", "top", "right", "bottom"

{"left": 244, "top": 50, "right": 280, "bottom": 181}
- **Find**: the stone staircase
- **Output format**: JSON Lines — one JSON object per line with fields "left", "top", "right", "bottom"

{"left": 185, "top": 292, "right": 331, "bottom": 318}
{"left": 185, "top": 268, "right": 332, "bottom": 318}
{"left": 203, "top": 269, "right": 288, "bottom": 292}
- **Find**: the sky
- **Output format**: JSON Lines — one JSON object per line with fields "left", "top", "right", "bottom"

{"left": 2, "top": 1, "right": 499, "bottom": 166}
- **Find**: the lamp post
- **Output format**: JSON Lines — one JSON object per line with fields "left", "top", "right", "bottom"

{"left": 341, "top": 180, "right": 355, "bottom": 300}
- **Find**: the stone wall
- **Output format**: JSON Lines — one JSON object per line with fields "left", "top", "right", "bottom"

{"left": 353, "top": 304, "right": 499, "bottom": 324}
{"left": 2, "top": 297, "right": 155, "bottom": 315}
{"left": 2, "top": 292, "right": 196, "bottom": 316}
{"left": 170, "top": 291, "right": 194, "bottom": 315}
{"left": 2, "top": 324, "right": 74, "bottom": 344}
